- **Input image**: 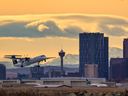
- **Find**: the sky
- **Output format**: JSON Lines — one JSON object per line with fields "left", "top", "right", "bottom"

{"left": 0, "top": 0, "right": 128, "bottom": 61}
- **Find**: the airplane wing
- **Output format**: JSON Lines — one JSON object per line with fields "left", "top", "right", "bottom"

{"left": 45, "top": 57, "right": 56, "bottom": 59}
{"left": 40, "top": 57, "right": 55, "bottom": 62}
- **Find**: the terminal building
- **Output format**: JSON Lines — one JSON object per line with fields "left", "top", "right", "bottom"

{"left": 40, "top": 77, "right": 106, "bottom": 87}
{"left": 30, "top": 66, "right": 44, "bottom": 79}
{"left": 0, "top": 77, "right": 106, "bottom": 88}
{"left": 6, "top": 65, "right": 79, "bottom": 79}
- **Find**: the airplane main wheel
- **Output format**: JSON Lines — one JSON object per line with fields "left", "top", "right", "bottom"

{"left": 37, "top": 65, "right": 40, "bottom": 67}
{"left": 21, "top": 65, "right": 23, "bottom": 67}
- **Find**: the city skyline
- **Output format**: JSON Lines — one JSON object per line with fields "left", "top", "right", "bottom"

{"left": 0, "top": 0, "right": 127, "bottom": 61}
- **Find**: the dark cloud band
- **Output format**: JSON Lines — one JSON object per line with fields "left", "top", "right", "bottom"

{"left": 0, "top": 14, "right": 127, "bottom": 38}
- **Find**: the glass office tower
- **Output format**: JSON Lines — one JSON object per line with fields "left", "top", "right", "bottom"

{"left": 79, "top": 32, "right": 108, "bottom": 79}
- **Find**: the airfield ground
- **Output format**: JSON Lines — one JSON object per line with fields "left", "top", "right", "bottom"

{"left": 0, "top": 86, "right": 128, "bottom": 96}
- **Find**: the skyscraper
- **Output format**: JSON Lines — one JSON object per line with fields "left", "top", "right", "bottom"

{"left": 0, "top": 64, "right": 6, "bottom": 80}
{"left": 79, "top": 32, "right": 108, "bottom": 79}
{"left": 123, "top": 39, "right": 128, "bottom": 58}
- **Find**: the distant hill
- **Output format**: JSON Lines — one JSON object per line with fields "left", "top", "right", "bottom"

{"left": 46, "top": 47, "right": 123, "bottom": 65}
{"left": 45, "top": 54, "right": 79, "bottom": 65}
{"left": 0, "top": 61, "right": 13, "bottom": 68}
{"left": 109, "top": 47, "right": 123, "bottom": 58}
{"left": 43, "top": 54, "right": 79, "bottom": 68}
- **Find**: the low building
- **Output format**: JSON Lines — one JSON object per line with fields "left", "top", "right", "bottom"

{"left": 110, "top": 58, "right": 128, "bottom": 82}
{"left": 30, "top": 66, "right": 44, "bottom": 79}
{"left": 85, "top": 64, "right": 98, "bottom": 78}
{"left": 40, "top": 77, "right": 106, "bottom": 87}
{"left": 0, "top": 64, "right": 6, "bottom": 80}
{"left": 6, "top": 72, "right": 17, "bottom": 79}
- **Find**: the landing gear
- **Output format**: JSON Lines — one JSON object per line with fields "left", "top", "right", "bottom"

{"left": 21, "top": 61, "right": 24, "bottom": 67}
{"left": 21, "top": 65, "right": 23, "bottom": 67}
{"left": 37, "top": 62, "right": 40, "bottom": 80}
{"left": 37, "top": 62, "right": 40, "bottom": 67}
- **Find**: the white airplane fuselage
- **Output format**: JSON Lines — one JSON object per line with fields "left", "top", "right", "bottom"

{"left": 14, "top": 55, "right": 46, "bottom": 67}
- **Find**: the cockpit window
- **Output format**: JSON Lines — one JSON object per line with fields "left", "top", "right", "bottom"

{"left": 41, "top": 55, "right": 45, "bottom": 57}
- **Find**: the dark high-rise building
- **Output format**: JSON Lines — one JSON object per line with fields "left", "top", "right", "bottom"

{"left": 110, "top": 58, "right": 128, "bottom": 82}
{"left": 79, "top": 32, "right": 108, "bottom": 79}
{"left": 123, "top": 39, "right": 128, "bottom": 58}
{"left": 0, "top": 64, "right": 6, "bottom": 80}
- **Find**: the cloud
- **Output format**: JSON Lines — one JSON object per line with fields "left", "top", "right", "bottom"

{"left": 0, "top": 20, "right": 83, "bottom": 38}
{"left": 41, "top": 21, "right": 83, "bottom": 38}
{"left": 56, "top": 14, "right": 128, "bottom": 36}
{"left": 56, "top": 14, "right": 128, "bottom": 26}
{"left": 64, "top": 26, "right": 83, "bottom": 38}
{"left": 0, "top": 21, "right": 43, "bottom": 38}
{"left": 0, "top": 14, "right": 127, "bottom": 38}
{"left": 99, "top": 24, "right": 127, "bottom": 36}
{"left": 38, "top": 24, "right": 49, "bottom": 32}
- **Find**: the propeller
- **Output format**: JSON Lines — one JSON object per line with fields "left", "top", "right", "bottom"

{"left": 4, "top": 55, "right": 22, "bottom": 59}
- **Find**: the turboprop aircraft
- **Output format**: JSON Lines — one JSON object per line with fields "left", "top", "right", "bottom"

{"left": 4, "top": 55, "right": 55, "bottom": 67}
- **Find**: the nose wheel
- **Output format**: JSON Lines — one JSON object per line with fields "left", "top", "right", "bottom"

{"left": 21, "top": 65, "right": 24, "bottom": 67}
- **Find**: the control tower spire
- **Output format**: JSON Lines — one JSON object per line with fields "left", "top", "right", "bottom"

{"left": 58, "top": 49, "right": 65, "bottom": 77}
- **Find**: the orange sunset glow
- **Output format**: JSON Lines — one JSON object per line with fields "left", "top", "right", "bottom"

{"left": 0, "top": 0, "right": 127, "bottom": 16}
{"left": 0, "top": 0, "right": 127, "bottom": 61}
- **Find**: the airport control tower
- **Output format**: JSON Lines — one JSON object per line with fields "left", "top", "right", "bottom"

{"left": 59, "top": 49, "right": 65, "bottom": 77}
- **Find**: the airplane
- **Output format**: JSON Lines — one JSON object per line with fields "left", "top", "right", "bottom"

{"left": 4, "top": 55, "right": 55, "bottom": 67}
